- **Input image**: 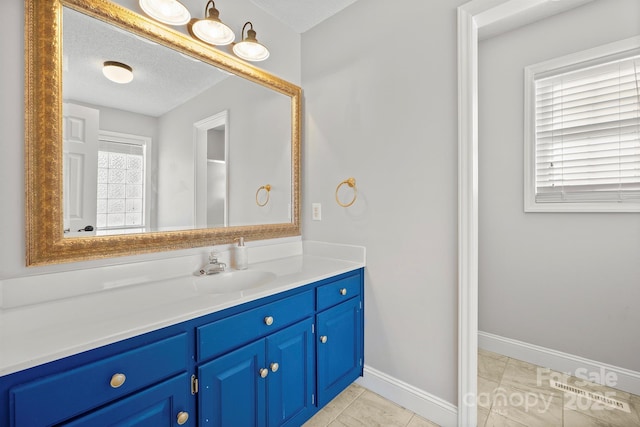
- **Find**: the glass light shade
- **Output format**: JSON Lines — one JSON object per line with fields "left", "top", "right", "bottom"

{"left": 233, "top": 23, "right": 270, "bottom": 62}
{"left": 233, "top": 40, "right": 270, "bottom": 62}
{"left": 139, "top": 0, "right": 191, "bottom": 26}
{"left": 102, "top": 61, "right": 133, "bottom": 84}
{"left": 192, "top": 19, "right": 235, "bottom": 45}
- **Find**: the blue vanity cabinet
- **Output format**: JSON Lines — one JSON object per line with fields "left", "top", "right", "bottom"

{"left": 196, "top": 291, "right": 316, "bottom": 427}
{"left": 0, "top": 267, "right": 365, "bottom": 427}
{"left": 315, "top": 272, "right": 364, "bottom": 407}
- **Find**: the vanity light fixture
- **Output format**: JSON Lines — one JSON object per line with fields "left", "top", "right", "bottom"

{"left": 190, "top": 0, "right": 235, "bottom": 46}
{"left": 232, "top": 22, "right": 270, "bottom": 62}
{"left": 139, "top": 0, "right": 191, "bottom": 26}
{"left": 102, "top": 61, "right": 134, "bottom": 84}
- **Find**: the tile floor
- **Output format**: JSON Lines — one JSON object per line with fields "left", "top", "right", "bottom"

{"left": 302, "top": 383, "right": 439, "bottom": 427}
{"left": 477, "top": 349, "right": 640, "bottom": 427}
{"left": 304, "top": 350, "right": 640, "bottom": 427}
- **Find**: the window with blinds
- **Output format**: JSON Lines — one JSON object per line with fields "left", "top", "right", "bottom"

{"left": 524, "top": 38, "right": 640, "bottom": 212}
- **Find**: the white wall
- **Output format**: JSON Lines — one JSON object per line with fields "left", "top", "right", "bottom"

{"left": 479, "top": 0, "right": 640, "bottom": 371}
{"left": 302, "top": 0, "right": 466, "bottom": 405}
{"left": 0, "top": 0, "right": 299, "bottom": 279}
{"left": 156, "top": 77, "right": 292, "bottom": 228}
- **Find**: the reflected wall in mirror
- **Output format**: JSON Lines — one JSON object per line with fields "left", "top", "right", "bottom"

{"left": 26, "top": 0, "right": 301, "bottom": 265}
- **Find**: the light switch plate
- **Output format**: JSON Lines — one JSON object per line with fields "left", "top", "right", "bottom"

{"left": 312, "top": 203, "right": 322, "bottom": 221}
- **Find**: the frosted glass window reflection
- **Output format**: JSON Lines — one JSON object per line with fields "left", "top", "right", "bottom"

{"left": 107, "top": 213, "right": 125, "bottom": 227}
{"left": 97, "top": 199, "right": 107, "bottom": 213}
{"left": 98, "top": 151, "right": 109, "bottom": 168}
{"left": 127, "top": 155, "right": 142, "bottom": 170}
{"left": 97, "top": 214, "right": 107, "bottom": 228}
{"left": 96, "top": 143, "right": 145, "bottom": 230}
{"left": 109, "top": 152, "right": 126, "bottom": 169}
{"left": 108, "top": 198, "right": 125, "bottom": 213}
{"left": 97, "top": 168, "right": 109, "bottom": 184}
{"left": 126, "top": 168, "right": 143, "bottom": 185}
{"left": 126, "top": 184, "right": 142, "bottom": 198}
{"left": 97, "top": 183, "right": 108, "bottom": 199}
{"left": 108, "top": 183, "right": 125, "bottom": 199}
{"left": 109, "top": 169, "right": 126, "bottom": 184}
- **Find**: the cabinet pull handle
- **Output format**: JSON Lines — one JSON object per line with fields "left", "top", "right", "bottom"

{"left": 320, "top": 335, "right": 328, "bottom": 344}
{"left": 264, "top": 316, "right": 274, "bottom": 326}
{"left": 270, "top": 362, "right": 279, "bottom": 372}
{"left": 339, "top": 288, "right": 347, "bottom": 296}
{"left": 259, "top": 368, "right": 269, "bottom": 378}
{"left": 177, "top": 411, "right": 189, "bottom": 425}
{"left": 109, "top": 373, "right": 126, "bottom": 388}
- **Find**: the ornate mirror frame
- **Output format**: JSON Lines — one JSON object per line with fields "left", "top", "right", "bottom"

{"left": 25, "top": 0, "right": 301, "bottom": 266}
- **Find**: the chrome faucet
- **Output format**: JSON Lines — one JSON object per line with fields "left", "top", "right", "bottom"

{"left": 199, "top": 252, "right": 226, "bottom": 275}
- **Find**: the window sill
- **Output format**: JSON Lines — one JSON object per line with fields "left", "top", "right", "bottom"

{"left": 524, "top": 200, "right": 640, "bottom": 213}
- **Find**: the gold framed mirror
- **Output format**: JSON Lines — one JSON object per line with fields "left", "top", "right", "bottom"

{"left": 25, "top": 0, "right": 301, "bottom": 266}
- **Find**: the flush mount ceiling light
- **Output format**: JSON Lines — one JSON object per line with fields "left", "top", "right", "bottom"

{"left": 139, "top": 0, "right": 191, "bottom": 26}
{"left": 190, "top": 0, "right": 235, "bottom": 46}
{"left": 102, "top": 61, "right": 134, "bottom": 84}
{"left": 232, "top": 22, "right": 270, "bottom": 62}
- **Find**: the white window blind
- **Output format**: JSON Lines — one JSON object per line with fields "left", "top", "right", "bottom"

{"left": 534, "top": 54, "right": 640, "bottom": 204}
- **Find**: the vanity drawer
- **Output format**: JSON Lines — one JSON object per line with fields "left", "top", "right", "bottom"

{"left": 11, "top": 333, "right": 188, "bottom": 426}
{"left": 197, "top": 290, "right": 314, "bottom": 361}
{"left": 317, "top": 273, "right": 361, "bottom": 311}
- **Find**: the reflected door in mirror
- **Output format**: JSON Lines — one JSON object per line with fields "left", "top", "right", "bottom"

{"left": 63, "top": 103, "right": 99, "bottom": 237}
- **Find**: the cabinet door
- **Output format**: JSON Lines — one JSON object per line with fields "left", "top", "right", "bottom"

{"left": 198, "top": 340, "right": 267, "bottom": 427}
{"left": 61, "top": 374, "right": 192, "bottom": 427}
{"left": 266, "top": 318, "right": 315, "bottom": 427}
{"left": 316, "top": 297, "right": 363, "bottom": 407}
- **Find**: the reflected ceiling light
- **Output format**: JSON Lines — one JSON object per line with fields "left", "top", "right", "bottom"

{"left": 232, "top": 22, "right": 270, "bottom": 62}
{"left": 190, "top": 0, "right": 235, "bottom": 46}
{"left": 139, "top": 0, "right": 191, "bottom": 26}
{"left": 102, "top": 61, "right": 134, "bottom": 84}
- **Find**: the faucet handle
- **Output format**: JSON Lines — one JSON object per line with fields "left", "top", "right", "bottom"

{"left": 209, "top": 251, "right": 219, "bottom": 263}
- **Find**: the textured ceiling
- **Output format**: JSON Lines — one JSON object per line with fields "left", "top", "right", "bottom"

{"left": 63, "top": 7, "right": 230, "bottom": 117}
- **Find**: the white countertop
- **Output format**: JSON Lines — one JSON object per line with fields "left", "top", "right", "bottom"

{"left": 0, "top": 241, "right": 365, "bottom": 377}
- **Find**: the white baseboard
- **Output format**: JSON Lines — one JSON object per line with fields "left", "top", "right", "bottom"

{"left": 479, "top": 331, "right": 640, "bottom": 396}
{"left": 356, "top": 365, "right": 458, "bottom": 427}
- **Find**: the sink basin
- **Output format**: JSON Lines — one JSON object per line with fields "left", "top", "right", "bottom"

{"left": 193, "top": 270, "right": 277, "bottom": 294}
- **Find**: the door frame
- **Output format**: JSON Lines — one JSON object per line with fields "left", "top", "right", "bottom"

{"left": 194, "top": 110, "right": 230, "bottom": 228}
{"left": 456, "top": 1, "right": 594, "bottom": 425}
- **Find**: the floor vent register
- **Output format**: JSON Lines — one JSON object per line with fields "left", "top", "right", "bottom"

{"left": 550, "top": 380, "right": 631, "bottom": 413}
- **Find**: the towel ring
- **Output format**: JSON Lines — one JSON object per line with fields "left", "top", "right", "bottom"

{"left": 335, "top": 178, "right": 357, "bottom": 207}
{"left": 256, "top": 184, "right": 271, "bottom": 207}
